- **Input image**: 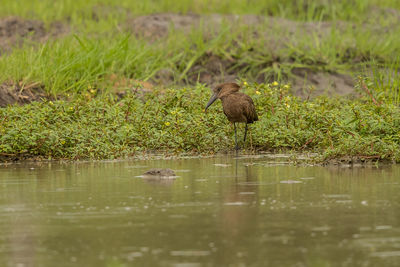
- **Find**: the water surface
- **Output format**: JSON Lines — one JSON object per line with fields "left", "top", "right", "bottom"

{"left": 1, "top": 155, "right": 400, "bottom": 266}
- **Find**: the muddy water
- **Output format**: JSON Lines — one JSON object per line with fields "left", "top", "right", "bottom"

{"left": 1, "top": 155, "right": 400, "bottom": 267}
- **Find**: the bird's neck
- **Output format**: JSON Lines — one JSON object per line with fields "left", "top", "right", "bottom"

{"left": 219, "top": 92, "right": 234, "bottom": 100}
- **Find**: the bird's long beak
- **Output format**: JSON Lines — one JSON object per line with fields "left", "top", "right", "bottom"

{"left": 205, "top": 93, "right": 218, "bottom": 111}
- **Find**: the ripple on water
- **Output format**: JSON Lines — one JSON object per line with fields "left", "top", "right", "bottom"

{"left": 280, "top": 180, "right": 302, "bottom": 184}
{"left": 237, "top": 182, "right": 276, "bottom": 186}
{"left": 170, "top": 250, "right": 211, "bottom": 256}
{"left": 323, "top": 194, "right": 352, "bottom": 199}
{"left": 157, "top": 202, "right": 213, "bottom": 208}
{"left": 370, "top": 251, "right": 400, "bottom": 258}
{"left": 299, "top": 177, "right": 315, "bottom": 180}
{"left": 213, "top": 164, "right": 231, "bottom": 167}
{"left": 335, "top": 200, "right": 353, "bottom": 204}
{"left": 359, "top": 226, "right": 373, "bottom": 231}
{"left": 0, "top": 204, "right": 28, "bottom": 213}
{"left": 238, "top": 192, "right": 256, "bottom": 195}
{"left": 224, "top": 202, "right": 248, "bottom": 206}
{"left": 0, "top": 180, "right": 31, "bottom": 185}
{"left": 375, "top": 225, "right": 393, "bottom": 230}
{"left": 126, "top": 251, "right": 143, "bottom": 261}
{"left": 48, "top": 210, "right": 130, "bottom": 220}
{"left": 355, "top": 236, "right": 400, "bottom": 252}
{"left": 311, "top": 226, "right": 332, "bottom": 232}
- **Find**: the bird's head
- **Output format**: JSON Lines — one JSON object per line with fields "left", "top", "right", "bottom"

{"left": 205, "top": 83, "right": 240, "bottom": 111}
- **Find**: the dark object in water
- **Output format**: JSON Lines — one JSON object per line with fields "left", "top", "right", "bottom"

{"left": 205, "top": 82, "right": 258, "bottom": 150}
{"left": 143, "top": 168, "right": 176, "bottom": 177}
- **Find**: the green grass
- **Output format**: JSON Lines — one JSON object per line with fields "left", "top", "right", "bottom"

{"left": 358, "top": 60, "right": 400, "bottom": 105}
{"left": 1, "top": 21, "right": 400, "bottom": 97}
{"left": 1, "top": 82, "right": 400, "bottom": 162}
{"left": 0, "top": 0, "right": 399, "bottom": 99}
{"left": 1, "top": 0, "right": 400, "bottom": 23}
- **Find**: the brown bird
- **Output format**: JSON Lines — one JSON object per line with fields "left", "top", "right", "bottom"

{"left": 205, "top": 82, "right": 258, "bottom": 150}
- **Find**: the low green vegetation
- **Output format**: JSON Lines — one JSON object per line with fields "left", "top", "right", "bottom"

{"left": 1, "top": 82, "right": 399, "bottom": 163}
{"left": 1, "top": 1, "right": 400, "bottom": 162}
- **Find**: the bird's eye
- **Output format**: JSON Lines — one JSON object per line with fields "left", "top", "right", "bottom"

{"left": 217, "top": 87, "right": 222, "bottom": 91}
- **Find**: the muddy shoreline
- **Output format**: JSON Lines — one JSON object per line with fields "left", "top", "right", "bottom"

{"left": 0, "top": 150, "right": 392, "bottom": 166}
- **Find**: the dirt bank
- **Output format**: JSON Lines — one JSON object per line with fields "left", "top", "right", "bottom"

{"left": 126, "top": 13, "right": 344, "bottom": 41}
{"left": 127, "top": 13, "right": 357, "bottom": 95}
{"left": 0, "top": 82, "right": 52, "bottom": 107}
{"left": 2, "top": 11, "right": 398, "bottom": 105}
{"left": 0, "top": 16, "right": 68, "bottom": 54}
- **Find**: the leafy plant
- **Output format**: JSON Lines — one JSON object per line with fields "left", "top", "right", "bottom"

{"left": 1, "top": 82, "right": 400, "bottom": 162}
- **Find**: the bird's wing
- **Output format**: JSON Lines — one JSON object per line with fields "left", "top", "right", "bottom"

{"left": 241, "top": 95, "right": 258, "bottom": 123}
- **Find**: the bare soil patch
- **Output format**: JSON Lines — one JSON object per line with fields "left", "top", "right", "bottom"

{"left": 0, "top": 16, "right": 69, "bottom": 54}
{"left": 0, "top": 82, "right": 52, "bottom": 107}
{"left": 184, "top": 59, "right": 355, "bottom": 97}
{"left": 126, "top": 13, "right": 340, "bottom": 42}
{"left": 105, "top": 73, "right": 155, "bottom": 99}
{"left": 290, "top": 68, "right": 355, "bottom": 98}
{"left": 152, "top": 51, "right": 355, "bottom": 98}
{"left": 128, "top": 13, "right": 356, "bottom": 96}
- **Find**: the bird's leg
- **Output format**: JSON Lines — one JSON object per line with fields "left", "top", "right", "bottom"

{"left": 234, "top": 123, "right": 239, "bottom": 151}
{"left": 243, "top": 123, "right": 248, "bottom": 144}
{"left": 250, "top": 128, "right": 253, "bottom": 150}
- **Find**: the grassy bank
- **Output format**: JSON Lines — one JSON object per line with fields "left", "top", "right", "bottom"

{"left": 1, "top": 22, "right": 400, "bottom": 97}
{"left": 1, "top": 0, "right": 400, "bottom": 23}
{"left": 1, "top": 82, "right": 400, "bottom": 163}
{"left": 1, "top": 0, "right": 400, "bottom": 102}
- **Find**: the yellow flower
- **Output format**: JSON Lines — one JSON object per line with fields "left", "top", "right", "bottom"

{"left": 49, "top": 101, "right": 54, "bottom": 105}
{"left": 243, "top": 81, "right": 248, "bottom": 86}
{"left": 69, "top": 107, "right": 74, "bottom": 111}
{"left": 255, "top": 91, "right": 261, "bottom": 95}
{"left": 272, "top": 81, "right": 279, "bottom": 86}
{"left": 164, "top": 122, "right": 170, "bottom": 126}
{"left": 283, "top": 84, "right": 290, "bottom": 89}
{"left": 90, "top": 89, "right": 96, "bottom": 94}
